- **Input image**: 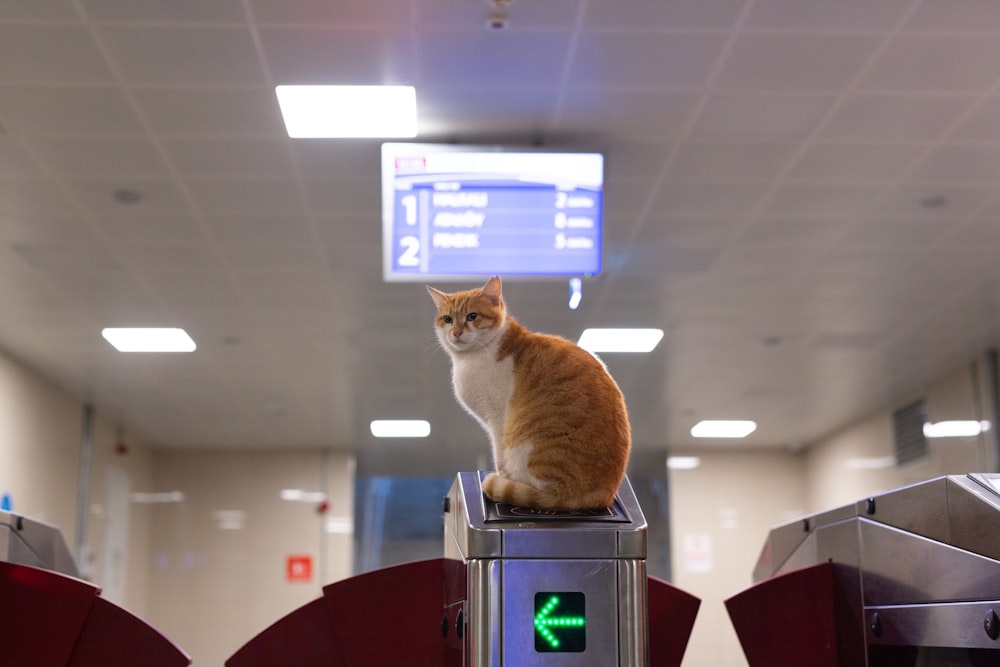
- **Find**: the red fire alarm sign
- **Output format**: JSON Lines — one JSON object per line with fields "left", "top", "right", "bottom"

{"left": 286, "top": 555, "right": 313, "bottom": 582}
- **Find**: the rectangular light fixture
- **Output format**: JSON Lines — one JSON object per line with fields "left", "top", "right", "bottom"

{"left": 275, "top": 85, "right": 417, "bottom": 138}
{"left": 102, "top": 327, "right": 196, "bottom": 352}
{"left": 667, "top": 456, "right": 701, "bottom": 470}
{"left": 577, "top": 328, "right": 663, "bottom": 353}
{"left": 370, "top": 419, "right": 431, "bottom": 438}
{"left": 691, "top": 420, "right": 757, "bottom": 438}
{"left": 923, "top": 420, "right": 990, "bottom": 438}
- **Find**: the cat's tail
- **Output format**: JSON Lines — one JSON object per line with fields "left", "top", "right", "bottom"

{"left": 481, "top": 472, "right": 614, "bottom": 511}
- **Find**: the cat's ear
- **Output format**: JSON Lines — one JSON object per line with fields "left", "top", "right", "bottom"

{"left": 426, "top": 285, "right": 448, "bottom": 309}
{"left": 481, "top": 275, "right": 502, "bottom": 306}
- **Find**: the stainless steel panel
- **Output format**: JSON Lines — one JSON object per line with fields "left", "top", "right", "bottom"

{"left": 866, "top": 601, "right": 1000, "bottom": 649}
{"left": 947, "top": 475, "right": 1000, "bottom": 560}
{"left": 856, "top": 477, "right": 950, "bottom": 545}
{"left": 618, "top": 559, "right": 649, "bottom": 666}
{"left": 503, "top": 529, "right": 618, "bottom": 559}
{"left": 448, "top": 471, "right": 647, "bottom": 560}
{"left": 501, "top": 559, "right": 620, "bottom": 666}
{"left": 467, "top": 558, "right": 501, "bottom": 667}
{"left": 858, "top": 519, "right": 1000, "bottom": 606}
{"left": 0, "top": 510, "right": 78, "bottom": 577}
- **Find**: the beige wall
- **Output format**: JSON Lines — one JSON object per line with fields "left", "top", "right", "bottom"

{"left": 669, "top": 449, "right": 806, "bottom": 666}
{"left": 144, "top": 448, "right": 354, "bottom": 666}
{"left": 0, "top": 346, "right": 155, "bottom": 615}
{"left": 0, "top": 346, "right": 356, "bottom": 666}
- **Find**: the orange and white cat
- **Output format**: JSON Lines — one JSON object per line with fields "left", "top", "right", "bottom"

{"left": 427, "top": 276, "right": 631, "bottom": 510}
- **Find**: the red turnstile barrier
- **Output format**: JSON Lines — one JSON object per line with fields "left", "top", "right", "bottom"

{"left": 725, "top": 561, "right": 849, "bottom": 667}
{"left": 228, "top": 558, "right": 700, "bottom": 666}
{"left": 0, "top": 561, "right": 191, "bottom": 667}
{"left": 648, "top": 575, "right": 701, "bottom": 666}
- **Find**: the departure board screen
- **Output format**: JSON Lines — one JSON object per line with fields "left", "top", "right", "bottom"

{"left": 381, "top": 143, "right": 603, "bottom": 282}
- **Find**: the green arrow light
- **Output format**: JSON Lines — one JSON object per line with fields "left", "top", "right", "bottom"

{"left": 534, "top": 592, "right": 586, "bottom": 652}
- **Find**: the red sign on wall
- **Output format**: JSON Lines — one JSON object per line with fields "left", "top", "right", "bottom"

{"left": 286, "top": 555, "right": 313, "bottom": 582}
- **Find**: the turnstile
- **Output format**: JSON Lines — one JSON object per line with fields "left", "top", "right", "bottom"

{"left": 444, "top": 471, "right": 649, "bottom": 666}
{"left": 727, "top": 473, "right": 1000, "bottom": 666}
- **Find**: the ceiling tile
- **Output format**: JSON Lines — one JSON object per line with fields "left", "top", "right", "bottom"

{"left": 0, "top": 86, "right": 144, "bottom": 135}
{"left": 82, "top": 0, "right": 246, "bottom": 22}
{"left": 819, "top": 94, "right": 970, "bottom": 140}
{"left": 99, "top": 25, "right": 265, "bottom": 85}
{"left": 691, "top": 93, "right": 835, "bottom": 138}
{"left": 762, "top": 183, "right": 885, "bottom": 217}
{"left": 558, "top": 90, "right": 698, "bottom": 138}
{"left": 0, "top": 24, "right": 113, "bottom": 83}
{"left": 746, "top": 0, "right": 913, "bottom": 30}
{"left": 907, "top": 144, "right": 1000, "bottom": 184}
{"left": 420, "top": 30, "right": 571, "bottom": 87}
{"left": 903, "top": 0, "right": 1000, "bottom": 32}
{"left": 859, "top": 35, "right": 1000, "bottom": 91}
{"left": 162, "top": 138, "right": 294, "bottom": 177}
{"left": 185, "top": 179, "right": 306, "bottom": 214}
{"left": 569, "top": 33, "right": 725, "bottom": 89}
{"left": 260, "top": 26, "right": 413, "bottom": 85}
{"left": 790, "top": 143, "right": 925, "bottom": 183}
{"left": 252, "top": 0, "right": 410, "bottom": 26}
{"left": 716, "top": 34, "right": 881, "bottom": 91}
{"left": 583, "top": 0, "right": 744, "bottom": 30}
{"left": 666, "top": 140, "right": 796, "bottom": 182}
{"left": 131, "top": 87, "right": 286, "bottom": 137}
{"left": 28, "top": 137, "right": 170, "bottom": 177}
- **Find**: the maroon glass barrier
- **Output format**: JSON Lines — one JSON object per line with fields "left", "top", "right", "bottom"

{"left": 725, "top": 561, "right": 851, "bottom": 667}
{"left": 228, "top": 558, "right": 700, "bottom": 666}
{"left": 0, "top": 561, "right": 191, "bottom": 667}
{"left": 648, "top": 575, "right": 701, "bottom": 666}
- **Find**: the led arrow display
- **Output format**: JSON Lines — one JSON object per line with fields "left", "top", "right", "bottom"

{"left": 534, "top": 592, "right": 586, "bottom": 652}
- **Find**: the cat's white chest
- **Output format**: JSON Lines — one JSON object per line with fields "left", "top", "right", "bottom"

{"left": 451, "top": 350, "right": 514, "bottom": 442}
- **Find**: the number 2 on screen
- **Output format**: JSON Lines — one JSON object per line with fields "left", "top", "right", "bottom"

{"left": 398, "top": 235, "right": 421, "bottom": 267}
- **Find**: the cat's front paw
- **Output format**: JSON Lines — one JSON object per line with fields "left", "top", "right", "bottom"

{"left": 481, "top": 472, "right": 502, "bottom": 500}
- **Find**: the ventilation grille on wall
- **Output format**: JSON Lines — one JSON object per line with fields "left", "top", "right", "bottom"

{"left": 893, "top": 400, "right": 929, "bottom": 466}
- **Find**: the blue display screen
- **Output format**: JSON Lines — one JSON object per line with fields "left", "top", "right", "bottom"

{"left": 381, "top": 144, "right": 603, "bottom": 282}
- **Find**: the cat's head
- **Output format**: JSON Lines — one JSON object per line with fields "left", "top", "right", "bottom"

{"left": 427, "top": 275, "right": 506, "bottom": 353}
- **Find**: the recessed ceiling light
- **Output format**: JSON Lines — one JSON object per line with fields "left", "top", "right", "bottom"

{"left": 577, "top": 328, "right": 663, "bottom": 353}
{"left": 101, "top": 327, "right": 196, "bottom": 353}
{"left": 923, "top": 420, "right": 990, "bottom": 438}
{"left": 691, "top": 420, "right": 757, "bottom": 438}
{"left": 275, "top": 85, "right": 417, "bottom": 138}
{"left": 667, "top": 456, "right": 701, "bottom": 470}
{"left": 370, "top": 419, "right": 431, "bottom": 438}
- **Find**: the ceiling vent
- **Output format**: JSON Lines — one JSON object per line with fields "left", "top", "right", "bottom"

{"left": 892, "top": 400, "right": 928, "bottom": 466}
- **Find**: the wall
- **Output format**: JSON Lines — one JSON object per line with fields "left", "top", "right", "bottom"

{"left": 669, "top": 449, "right": 806, "bottom": 667}
{"left": 805, "top": 359, "right": 996, "bottom": 511}
{"left": 0, "top": 346, "right": 154, "bottom": 615}
{"left": 144, "top": 448, "right": 354, "bottom": 666}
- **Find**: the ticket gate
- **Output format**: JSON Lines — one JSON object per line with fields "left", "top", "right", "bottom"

{"left": 0, "top": 510, "right": 191, "bottom": 667}
{"left": 228, "top": 472, "right": 699, "bottom": 666}
{"left": 445, "top": 471, "right": 650, "bottom": 665}
{"left": 726, "top": 473, "right": 1000, "bottom": 666}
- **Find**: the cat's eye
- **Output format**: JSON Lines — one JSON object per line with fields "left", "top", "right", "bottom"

{"left": 443, "top": 315, "right": 453, "bottom": 324}
{"left": 466, "top": 313, "right": 478, "bottom": 322}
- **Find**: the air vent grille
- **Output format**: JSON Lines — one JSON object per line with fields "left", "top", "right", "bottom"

{"left": 893, "top": 400, "right": 928, "bottom": 466}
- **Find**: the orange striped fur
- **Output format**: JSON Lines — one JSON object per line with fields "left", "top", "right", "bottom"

{"left": 427, "top": 276, "right": 630, "bottom": 510}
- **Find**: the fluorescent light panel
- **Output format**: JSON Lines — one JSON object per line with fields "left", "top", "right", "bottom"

{"left": 102, "top": 327, "right": 196, "bottom": 352}
{"left": 577, "top": 328, "right": 663, "bottom": 353}
{"left": 275, "top": 85, "right": 417, "bottom": 138}
{"left": 691, "top": 420, "right": 757, "bottom": 438}
{"left": 667, "top": 456, "right": 701, "bottom": 470}
{"left": 923, "top": 420, "right": 990, "bottom": 438}
{"left": 370, "top": 419, "right": 431, "bottom": 438}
